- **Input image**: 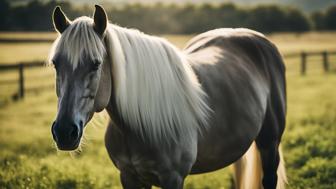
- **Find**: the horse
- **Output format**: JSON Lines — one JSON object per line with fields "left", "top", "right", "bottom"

{"left": 49, "top": 5, "right": 287, "bottom": 189}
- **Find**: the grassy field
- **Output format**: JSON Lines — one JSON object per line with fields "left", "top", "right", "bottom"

{"left": 1, "top": 31, "right": 336, "bottom": 63}
{"left": 0, "top": 32, "right": 336, "bottom": 189}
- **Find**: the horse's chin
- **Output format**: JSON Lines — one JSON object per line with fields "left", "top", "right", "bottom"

{"left": 56, "top": 140, "right": 80, "bottom": 151}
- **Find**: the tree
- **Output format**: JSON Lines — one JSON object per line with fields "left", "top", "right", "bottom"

{"left": 285, "top": 8, "right": 310, "bottom": 32}
{"left": 0, "top": 0, "right": 10, "bottom": 30}
{"left": 324, "top": 5, "right": 336, "bottom": 30}
{"left": 311, "top": 11, "right": 326, "bottom": 30}
{"left": 312, "top": 5, "right": 336, "bottom": 31}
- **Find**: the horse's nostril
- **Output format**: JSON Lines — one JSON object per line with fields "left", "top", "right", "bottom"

{"left": 70, "top": 124, "right": 79, "bottom": 140}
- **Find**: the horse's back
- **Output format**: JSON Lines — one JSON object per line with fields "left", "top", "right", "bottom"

{"left": 184, "top": 28, "right": 286, "bottom": 173}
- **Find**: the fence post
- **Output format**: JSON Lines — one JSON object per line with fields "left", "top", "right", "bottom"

{"left": 18, "top": 63, "right": 24, "bottom": 99}
{"left": 301, "top": 52, "right": 307, "bottom": 75}
{"left": 322, "top": 51, "right": 329, "bottom": 73}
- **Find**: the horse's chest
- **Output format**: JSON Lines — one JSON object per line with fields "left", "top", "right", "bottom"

{"left": 105, "top": 125, "right": 167, "bottom": 184}
{"left": 118, "top": 150, "right": 160, "bottom": 184}
{"left": 105, "top": 123, "right": 198, "bottom": 185}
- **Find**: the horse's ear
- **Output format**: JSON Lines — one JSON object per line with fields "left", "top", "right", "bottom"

{"left": 93, "top": 5, "right": 107, "bottom": 36}
{"left": 53, "top": 6, "right": 71, "bottom": 33}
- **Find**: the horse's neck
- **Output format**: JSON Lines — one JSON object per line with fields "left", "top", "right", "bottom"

{"left": 105, "top": 79, "right": 125, "bottom": 130}
{"left": 104, "top": 26, "right": 209, "bottom": 145}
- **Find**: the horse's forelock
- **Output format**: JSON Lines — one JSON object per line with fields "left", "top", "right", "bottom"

{"left": 48, "top": 16, "right": 106, "bottom": 70}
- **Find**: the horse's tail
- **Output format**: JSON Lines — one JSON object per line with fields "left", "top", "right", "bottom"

{"left": 232, "top": 142, "right": 287, "bottom": 189}
{"left": 276, "top": 144, "right": 287, "bottom": 189}
{"left": 232, "top": 142, "right": 262, "bottom": 189}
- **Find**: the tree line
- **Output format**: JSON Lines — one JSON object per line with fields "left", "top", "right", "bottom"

{"left": 1, "top": 0, "right": 336, "bottom": 34}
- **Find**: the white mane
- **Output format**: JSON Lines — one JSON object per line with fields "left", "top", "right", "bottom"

{"left": 106, "top": 25, "right": 210, "bottom": 144}
{"left": 49, "top": 16, "right": 211, "bottom": 144}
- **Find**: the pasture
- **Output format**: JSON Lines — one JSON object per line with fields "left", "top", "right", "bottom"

{"left": 0, "top": 32, "right": 336, "bottom": 189}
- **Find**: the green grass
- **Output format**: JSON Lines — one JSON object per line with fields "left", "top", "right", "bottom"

{"left": 0, "top": 32, "right": 336, "bottom": 189}
{"left": 0, "top": 43, "right": 53, "bottom": 64}
{"left": 284, "top": 73, "right": 336, "bottom": 189}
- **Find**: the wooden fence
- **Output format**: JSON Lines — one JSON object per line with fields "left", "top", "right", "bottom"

{"left": 0, "top": 50, "right": 335, "bottom": 102}
{"left": 284, "top": 50, "right": 336, "bottom": 75}
{"left": 0, "top": 61, "right": 51, "bottom": 101}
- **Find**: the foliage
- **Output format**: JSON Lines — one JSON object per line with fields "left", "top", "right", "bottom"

{"left": 0, "top": 0, "right": 322, "bottom": 34}
{"left": 312, "top": 5, "right": 336, "bottom": 30}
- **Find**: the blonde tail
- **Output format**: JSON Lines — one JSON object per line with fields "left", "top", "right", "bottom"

{"left": 232, "top": 142, "right": 287, "bottom": 189}
{"left": 232, "top": 142, "right": 263, "bottom": 189}
{"left": 276, "top": 145, "right": 287, "bottom": 189}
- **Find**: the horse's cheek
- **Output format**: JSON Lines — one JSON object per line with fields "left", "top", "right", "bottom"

{"left": 94, "top": 71, "right": 111, "bottom": 112}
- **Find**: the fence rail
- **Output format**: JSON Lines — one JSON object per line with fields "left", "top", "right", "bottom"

{"left": 0, "top": 50, "right": 335, "bottom": 103}
{"left": 0, "top": 61, "right": 48, "bottom": 101}
{"left": 0, "top": 61, "right": 45, "bottom": 70}
{"left": 284, "top": 50, "right": 336, "bottom": 75}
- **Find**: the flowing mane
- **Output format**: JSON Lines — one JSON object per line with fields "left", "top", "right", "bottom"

{"left": 106, "top": 24, "right": 211, "bottom": 144}
{"left": 49, "top": 16, "right": 210, "bottom": 144}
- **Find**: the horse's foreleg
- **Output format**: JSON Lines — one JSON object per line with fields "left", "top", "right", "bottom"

{"left": 120, "top": 171, "right": 151, "bottom": 189}
{"left": 159, "top": 171, "right": 185, "bottom": 189}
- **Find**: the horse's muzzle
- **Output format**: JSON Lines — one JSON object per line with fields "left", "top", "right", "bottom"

{"left": 51, "top": 120, "right": 83, "bottom": 151}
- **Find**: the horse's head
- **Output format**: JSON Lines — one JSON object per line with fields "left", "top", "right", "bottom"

{"left": 50, "top": 5, "right": 111, "bottom": 150}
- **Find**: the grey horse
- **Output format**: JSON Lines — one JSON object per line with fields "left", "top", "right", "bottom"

{"left": 50, "top": 5, "right": 287, "bottom": 189}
